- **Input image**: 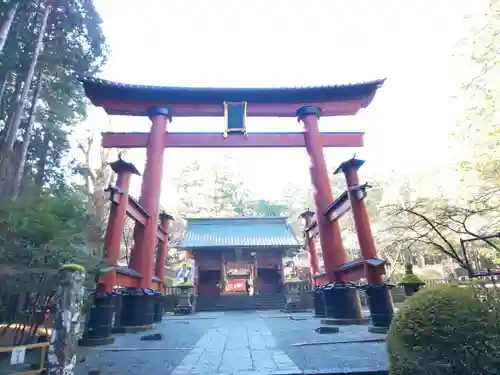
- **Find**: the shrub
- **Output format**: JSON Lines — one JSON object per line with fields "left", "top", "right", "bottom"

{"left": 387, "top": 283, "right": 500, "bottom": 375}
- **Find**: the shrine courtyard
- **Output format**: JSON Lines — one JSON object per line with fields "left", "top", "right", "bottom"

{"left": 77, "top": 77, "right": 392, "bottom": 374}
{"left": 76, "top": 310, "right": 388, "bottom": 375}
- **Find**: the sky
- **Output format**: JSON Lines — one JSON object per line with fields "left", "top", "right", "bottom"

{"left": 80, "top": 0, "right": 482, "bottom": 208}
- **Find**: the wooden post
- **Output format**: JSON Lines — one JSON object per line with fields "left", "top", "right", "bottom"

{"left": 47, "top": 264, "right": 86, "bottom": 375}
{"left": 335, "top": 158, "right": 381, "bottom": 284}
{"left": 219, "top": 254, "right": 225, "bottom": 295}
{"left": 193, "top": 264, "right": 199, "bottom": 296}
{"left": 297, "top": 106, "right": 346, "bottom": 281}
{"left": 133, "top": 107, "right": 170, "bottom": 288}
{"left": 299, "top": 210, "right": 320, "bottom": 282}
{"left": 250, "top": 253, "right": 259, "bottom": 295}
{"left": 102, "top": 158, "right": 140, "bottom": 292}
{"left": 155, "top": 213, "right": 174, "bottom": 283}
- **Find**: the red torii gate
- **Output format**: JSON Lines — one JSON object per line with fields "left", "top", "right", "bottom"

{"left": 80, "top": 77, "right": 386, "bottom": 330}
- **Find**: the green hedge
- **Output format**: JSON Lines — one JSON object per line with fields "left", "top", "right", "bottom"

{"left": 387, "top": 283, "right": 500, "bottom": 374}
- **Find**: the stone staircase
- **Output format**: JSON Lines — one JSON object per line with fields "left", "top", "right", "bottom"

{"left": 195, "top": 293, "right": 286, "bottom": 311}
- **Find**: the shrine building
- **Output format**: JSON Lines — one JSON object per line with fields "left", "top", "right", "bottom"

{"left": 176, "top": 217, "right": 301, "bottom": 297}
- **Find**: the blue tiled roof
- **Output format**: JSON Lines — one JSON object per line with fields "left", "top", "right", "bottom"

{"left": 176, "top": 217, "right": 301, "bottom": 249}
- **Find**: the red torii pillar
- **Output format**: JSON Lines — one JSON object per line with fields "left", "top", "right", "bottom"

{"left": 335, "top": 158, "right": 380, "bottom": 283}
{"left": 296, "top": 106, "right": 347, "bottom": 281}
{"left": 155, "top": 212, "right": 174, "bottom": 283}
{"left": 81, "top": 158, "right": 141, "bottom": 346}
{"left": 297, "top": 106, "right": 363, "bottom": 323}
{"left": 335, "top": 157, "right": 394, "bottom": 330}
{"left": 101, "top": 158, "right": 140, "bottom": 292}
{"left": 130, "top": 107, "right": 171, "bottom": 289}
{"left": 298, "top": 210, "right": 321, "bottom": 285}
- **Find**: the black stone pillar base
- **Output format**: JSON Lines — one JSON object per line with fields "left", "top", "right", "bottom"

{"left": 315, "top": 326, "right": 340, "bottom": 334}
{"left": 320, "top": 317, "right": 370, "bottom": 326}
{"left": 284, "top": 306, "right": 309, "bottom": 313}
{"left": 113, "top": 288, "right": 156, "bottom": 333}
{"left": 111, "top": 291, "right": 122, "bottom": 330}
{"left": 79, "top": 292, "right": 116, "bottom": 347}
{"left": 363, "top": 283, "right": 395, "bottom": 330}
{"left": 313, "top": 286, "right": 326, "bottom": 318}
{"left": 153, "top": 291, "right": 165, "bottom": 323}
{"left": 368, "top": 326, "right": 389, "bottom": 334}
{"left": 321, "top": 282, "right": 364, "bottom": 323}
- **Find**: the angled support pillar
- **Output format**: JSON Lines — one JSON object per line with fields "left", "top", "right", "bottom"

{"left": 153, "top": 212, "right": 173, "bottom": 322}
{"left": 335, "top": 157, "right": 394, "bottom": 331}
{"left": 335, "top": 158, "right": 381, "bottom": 283}
{"left": 297, "top": 106, "right": 363, "bottom": 323}
{"left": 298, "top": 210, "right": 320, "bottom": 283}
{"left": 155, "top": 212, "right": 174, "bottom": 281}
{"left": 101, "top": 158, "right": 140, "bottom": 292}
{"left": 84, "top": 159, "right": 141, "bottom": 344}
{"left": 300, "top": 210, "right": 325, "bottom": 318}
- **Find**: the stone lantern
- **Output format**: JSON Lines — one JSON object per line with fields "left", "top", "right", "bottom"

{"left": 174, "top": 277, "right": 193, "bottom": 315}
{"left": 283, "top": 273, "right": 309, "bottom": 313}
{"left": 399, "top": 264, "right": 426, "bottom": 297}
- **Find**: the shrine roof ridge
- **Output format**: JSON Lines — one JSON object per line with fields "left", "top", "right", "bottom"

{"left": 184, "top": 216, "right": 290, "bottom": 221}
{"left": 177, "top": 216, "right": 301, "bottom": 249}
{"left": 78, "top": 76, "right": 386, "bottom": 106}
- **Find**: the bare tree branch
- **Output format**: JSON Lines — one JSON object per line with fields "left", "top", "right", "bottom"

{"left": 382, "top": 193, "right": 499, "bottom": 274}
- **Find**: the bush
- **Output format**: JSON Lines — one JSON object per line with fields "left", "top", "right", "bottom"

{"left": 387, "top": 283, "right": 500, "bottom": 375}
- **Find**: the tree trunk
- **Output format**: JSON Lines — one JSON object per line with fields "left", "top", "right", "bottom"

{"left": 0, "top": 1, "right": 19, "bottom": 55}
{"left": 0, "top": 73, "right": 22, "bottom": 135}
{"left": 11, "top": 70, "right": 43, "bottom": 200}
{"left": 0, "top": 70, "right": 9, "bottom": 107}
{"left": 34, "top": 126, "right": 50, "bottom": 187}
{"left": 2, "top": 2, "right": 50, "bottom": 153}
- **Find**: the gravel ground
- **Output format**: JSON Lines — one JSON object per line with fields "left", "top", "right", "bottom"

{"left": 76, "top": 313, "right": 221, "bottom": 375}
{"left": 261, "top": 311, "right": 389, "bottom": 373}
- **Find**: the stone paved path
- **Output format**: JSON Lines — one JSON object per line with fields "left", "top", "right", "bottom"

{"left": 172, "top": 311, "right": 300, "bottom": 375}
{"left": 76, "top": 311, "right": 388, "bottom": 375}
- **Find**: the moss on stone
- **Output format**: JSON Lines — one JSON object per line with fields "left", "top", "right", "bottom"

{"left": 284, "top": 277, "right": 306, "bottom": 284}
{"left": 399, "top": 263, "right": 425, "bottom": 286}
{"left": 59, "top": 263, "right": 86, "bottom": 273}
{"left": 163, "top": 276, "right": 174, "bottom": 287}
{"left": 399, "top": 273, "right": 425, "bottom": 285}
